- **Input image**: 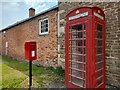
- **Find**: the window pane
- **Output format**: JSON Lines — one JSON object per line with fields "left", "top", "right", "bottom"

{"left": 71, "top": 76, "right": 82, "bottom": 86}
{"left": 97, "top": 24, "right": 102, "bottom": 31}
{"left": 97, "top": 70, "right": 102, "bottom": 78}
{"left": 77, "top": 32, "right": 82, "bottom": 38}
{"left": 72, "top": 69, "right": 82, "bottom": 77}
{"left": 97, "top": 55, "right": 102, "bottom": 62}
{"left": 78, "top": 40, "right": 82, "bottom": 46}
{"left": 72, "top": 47, "right": 77, "bottom": 54}
{"left": 78, "top": 55, "right": 82, "bottom": 62}
{"left": 98, "top": 40, "right": 102, "bottom": 46}
{"left": 71, "top": 40, "right": 77, "bottom": 46}
{"left": 97, "top": 48, "right": 102, "bottom": 54}
{"left": 83, "top": 32, "right": 86, "bottom": 38}
{"left": 46, "top": 24, "right": 48, "bottom": 28}
{"left": 72, "top": 63, "right": 82, "bottom": 70}
{"left": 84, "top": 24, "right": 86, "bottom": 30}
{"left": 45, "top": 28, "right": 48, "bottom": 32}
{"left": 72, "top": 24, "right": 82, "bottom": 31}
{"left": 84, "top": 40, "right": 86, "bottom": 46}
{"left": 46, "top": 20, "right": 48, "bottom": 23}
{"left": 40, "top": 19, "right": 48, "bottom": 34}
{"left": 97, "top": 32, "right": 102, "bottom": 39}
{"left": 78, "top": 48, "right": 82, "bottom": 54}
{"left": 97, "top": 62, "right": 103, "bottom": 70}
{"left": 96, "top": 77, "right": 103, "bottom": 86}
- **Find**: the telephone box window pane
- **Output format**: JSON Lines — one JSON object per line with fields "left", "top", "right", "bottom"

{"left": 97, "top": 55, "right": 102, "bottom": 62}
{"left": 97, "top": 48, "right": 102, "bottom": 54}
{"left": 78, "top": 40, "right": 82, "bottom": 46}
{"left": 72, "top": 55, "right": 77, "bottom": 61}
{"left": 78, "top": 48, "right": 82, "bottom": 54}
{"left": 78, "top": 55, "right": 82, "bottom": 62}
{"left": 97, "top": 70, "right": 103, "bottom": 78}
{"left": 97, "top": 62, "right": 103, "bottom": 70}
{"left": 96, "top": 77, "right": 103, "bottom": 86}
{"left": 84, "top": 56, "right": 86, "bottom": 62}
{"left": 84, "top": 72, "right": 86, "bottom": 79}
{"left": 71, "top": 77, "right": 82, "bottom": 86}
{"left": 84, "top": 48, "right": 86, "bottom": 54}
{"left": 71, "top": 55, "right": 82, "bottom": 62}
{"left": 84, "top": 40, "right": 86, "bottom": 46}
{"left": 72, "top": 68, "right": 82, "bottom": 77}
{"left": 84, "top": 24, "right": 86, "bottom": 30}
{"left": 78, "top": 32, "right": 82, "bottom": 38}
{"left": 72, "top": 40, "right": 77, "bottom": 46}
{"left": 72, "top": 47, "right": 77, "bottom": 53}
{"left": 72, "top": 62, "right": 82, "bottom": 70}
{"left": 97, "top": 24, "right": 102, "bottom": 31}
{"left": 72, "top": 24, "right": 82, "bottom": 31}
{"left": 72, "top": 33, "right": 77, "bottom": 39}
{"left": 83, "top": 32, "right": 86, "bottom": 38}
{"left": 72, "top": 32, "right": 82, "bottom": 39}
{"left": 98, "top": 40, "right": 102, "bottom": 46}
{"left": 97, "top": 32, "right": 102, "bottom": 39}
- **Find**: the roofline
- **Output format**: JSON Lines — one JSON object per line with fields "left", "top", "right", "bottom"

{"left": 1, "top": 5, "right": 58, "bottom": 32}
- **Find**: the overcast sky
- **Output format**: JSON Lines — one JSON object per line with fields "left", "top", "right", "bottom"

{"left": 0, "top": 0, "right": 58, "bottom": 30}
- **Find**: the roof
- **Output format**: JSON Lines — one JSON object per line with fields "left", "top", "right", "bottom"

{"left": 1, "top": 5, "right": 58, "bottom": 32}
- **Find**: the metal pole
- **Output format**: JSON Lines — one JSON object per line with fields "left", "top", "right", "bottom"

{"left": 29, "top": 60, "right": 32, "bottom": 90}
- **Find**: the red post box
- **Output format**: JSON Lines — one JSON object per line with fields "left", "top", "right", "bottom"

{"left": 25, "top": 41, "right": 37, "bottom": 60}
{"left": 65, "top": 7, "right": 106, "bottom": 88}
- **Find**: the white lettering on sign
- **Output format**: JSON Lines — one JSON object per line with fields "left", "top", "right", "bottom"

{"left": 31, "top": 51, "right": 35, "bottom": 57}
{"left": 94, "top": 12, "right": 104, "bottom": 20}
{"left": 69, "top": 12, "right": 88, "bottom": 20}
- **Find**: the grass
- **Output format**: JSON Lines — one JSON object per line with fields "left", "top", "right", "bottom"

{"left": 1, "top": 55, "right": 65, "bottom": 88}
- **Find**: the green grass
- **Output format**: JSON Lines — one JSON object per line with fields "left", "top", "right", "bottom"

{"left": 1, "top": 55, "right": 64, "bottom": 88}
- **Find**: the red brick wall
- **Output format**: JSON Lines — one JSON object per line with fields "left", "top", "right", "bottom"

{"left": 1, "top": 9, "right": 58, "bottom": 67}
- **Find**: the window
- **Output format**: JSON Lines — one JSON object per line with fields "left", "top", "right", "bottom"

{"left": 39, "top": 18, "right": 49, "bottom": 35}
{"left": 2, "top": 31, "right": 6, "bottom": 38}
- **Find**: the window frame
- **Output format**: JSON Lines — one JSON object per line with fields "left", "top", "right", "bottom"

{"left": 2, "top": 31, "right": 6, "bottom": 38}
{"left": 39, "top": 18, "right": 49, "bottom": 35}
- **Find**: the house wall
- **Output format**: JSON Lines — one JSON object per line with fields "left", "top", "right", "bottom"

{"left": 1, "top": 9, "right": 58, "bottom": 67}
{"left": 58, "top": 2, "right": 120, "bottom": 88}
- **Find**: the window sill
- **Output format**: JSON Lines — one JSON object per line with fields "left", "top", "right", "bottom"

{"left": 39, "top": 33, "right": 48, "bottom": 36}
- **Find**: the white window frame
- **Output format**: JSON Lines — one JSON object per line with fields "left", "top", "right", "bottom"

{"left": 3, "top": 31, "right": 6, "bottom": 38}
{"left": 39, "top": 18, "right": 49, "bottom": 35}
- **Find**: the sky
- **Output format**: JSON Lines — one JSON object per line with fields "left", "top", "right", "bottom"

{"left": 0, "top": 0, "right": 58, "bottom": 30}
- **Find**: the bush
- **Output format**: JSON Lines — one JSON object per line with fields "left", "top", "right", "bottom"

{"left": 48, "top": 66, "right": 65, "bottom": 77}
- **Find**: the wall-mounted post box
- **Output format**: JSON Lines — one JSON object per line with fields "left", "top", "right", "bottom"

{"left": 65, "top": 7, "right": 106, "bottom": 88}
{"left": 25, "top": 41, "right": 37, "bottom": 60}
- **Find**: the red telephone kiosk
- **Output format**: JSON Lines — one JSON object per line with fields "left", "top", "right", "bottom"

{"left": 65, "top": 7, "right": 106, "bottom": 88}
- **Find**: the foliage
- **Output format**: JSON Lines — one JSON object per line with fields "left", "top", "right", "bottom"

{"left": 48, "top": 66, "right": 65, "bottom": 77}
{"left": 1, "top": 55, "right": 64, "bottom": 88}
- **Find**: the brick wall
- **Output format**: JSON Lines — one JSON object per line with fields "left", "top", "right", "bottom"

{"left": 1, "top": 9, "right": 58, "bottom": 67}
{"left": 58, "top": 2, "right": 120, "bottom": 88}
